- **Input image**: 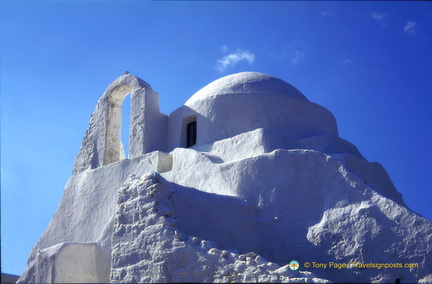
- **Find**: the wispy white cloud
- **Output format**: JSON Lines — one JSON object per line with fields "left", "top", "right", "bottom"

{"left": 215, "top": 49, "right": 255, "bottom": 73}
{"left": 291, "top": 50, "right": 305, "bottom": 65}
{"left": 337, "top": 59, "right": 354, "bottom": 66}
{"left": 270, "top": 40, "right": 306, "bottom": 65}
{"left": 404, "top": 21, "right": 417, "bottom": 35}
{"left": 220, "top": 45, "right": 228, "bottom": 53}
{"left": 371, "top": 12, "right": 389, "bottom": 29}
{"left": 320, "top": 10, "right": 336, "bottom": 17}
{"left": 372, "top": 12, "right": 388, "bottom": 22}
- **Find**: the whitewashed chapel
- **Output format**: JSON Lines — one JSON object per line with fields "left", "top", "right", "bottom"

{"left": 18, "top": 72, "right": 431, "bottom": 283}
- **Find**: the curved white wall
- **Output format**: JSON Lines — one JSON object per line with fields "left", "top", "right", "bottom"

{"left": 168, "top": 92, "right": 338, "bottom": 151}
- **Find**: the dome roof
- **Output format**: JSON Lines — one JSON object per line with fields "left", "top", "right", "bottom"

{"left": 185, "top": 72, "right": 308, "bottom": 106}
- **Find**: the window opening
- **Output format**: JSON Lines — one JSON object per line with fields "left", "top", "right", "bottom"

{"left": 105, "top": 84, "right": 132, "bottom": 165}
{"left": 121, "top": 94, "right": 131, "bottom": 158}
{"left": 186, "top": 120, "right": 197, "bottom": 148}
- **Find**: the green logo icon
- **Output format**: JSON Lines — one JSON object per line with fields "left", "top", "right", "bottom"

{"left": 289, "top": 260, "right": 300, "bottom": 271}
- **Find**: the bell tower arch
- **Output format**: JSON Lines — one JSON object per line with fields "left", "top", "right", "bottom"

{"left": 73, "top": 74, "right": 168, "bottom": 175}
{"left": 105, "top": 84, "right": 132, "bottom": 164}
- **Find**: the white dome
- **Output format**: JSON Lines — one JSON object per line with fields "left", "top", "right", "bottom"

{"left": 167, "top": 72, "right": 338, "bottom": 150}
{"left": 185, "top": 72, "right": 307, "bottom": 106}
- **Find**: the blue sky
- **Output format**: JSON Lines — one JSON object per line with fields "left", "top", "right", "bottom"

{"left": 1, "top": 0, "right": 431, "bottom": 276}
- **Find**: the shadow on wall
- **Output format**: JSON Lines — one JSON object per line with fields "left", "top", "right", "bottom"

{"left": 167, "top": 182, "right": 262, "bottom": 255}
{"left": 168, "top": 106, "right": 207, "bottom": 151}
{"left": 164, "top": 180, "right": 344, "bottom": 278}
{"left": 164, "top": 171, "right": 409, "bottom": 282}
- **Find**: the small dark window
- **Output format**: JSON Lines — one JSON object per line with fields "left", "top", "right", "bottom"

{"left": 186, "top": 120, "right": 197, "bottom": 148}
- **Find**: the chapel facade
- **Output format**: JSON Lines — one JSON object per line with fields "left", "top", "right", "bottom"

{"left": 73, "top": 72, "right": 338, "bottom": 175}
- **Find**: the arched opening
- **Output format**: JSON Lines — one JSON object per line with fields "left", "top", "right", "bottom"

{"left": 121, "top": 94, "right": 131, "bottom": 158}
{"left": 105, "top": 85, "right": 132, "bottom": 165}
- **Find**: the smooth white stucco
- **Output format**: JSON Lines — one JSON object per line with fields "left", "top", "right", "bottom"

{"left": 185, "top": 72, "right": 308, "bottom": 105}
{"left": 167, "top": 72, "right": 338, "bottom": 150}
